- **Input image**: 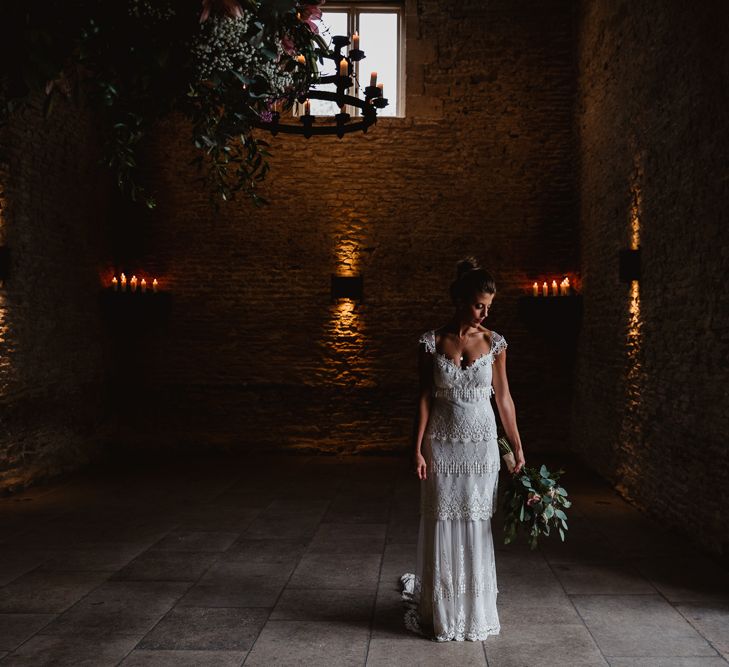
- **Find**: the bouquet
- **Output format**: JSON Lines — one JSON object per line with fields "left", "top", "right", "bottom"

{"left": 497, "top": 435, "right": 572, "bottom": 550}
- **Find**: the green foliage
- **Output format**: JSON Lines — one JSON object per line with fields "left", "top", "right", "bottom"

{"left": 0, "top": 0, "right": 327, "bottom": 207}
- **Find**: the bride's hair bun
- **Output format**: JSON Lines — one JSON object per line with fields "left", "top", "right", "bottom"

{"left": 455, "top": 256, "right": 480, "bottom": 279}
{"left": 449, "top": 256, "right": 496, "bottom": 304}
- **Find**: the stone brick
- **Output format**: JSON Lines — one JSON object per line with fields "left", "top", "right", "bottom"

{"left": 572, "top": 0, "right": 729, "bottom": 559}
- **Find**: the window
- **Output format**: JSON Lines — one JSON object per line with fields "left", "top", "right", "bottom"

{"left": 308, "top": 3, "right": 404, "bottom": 118}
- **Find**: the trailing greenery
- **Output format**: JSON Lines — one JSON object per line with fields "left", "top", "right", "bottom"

{"left": 498, "top": 435, "right": 572, "bottom": 550}
{"left": 0, "top": 0, "right": 328, "bottom": 207}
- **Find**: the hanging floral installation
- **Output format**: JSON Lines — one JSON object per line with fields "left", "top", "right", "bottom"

{"left": 0, "top": 0, "right": 328, "bottom": 207}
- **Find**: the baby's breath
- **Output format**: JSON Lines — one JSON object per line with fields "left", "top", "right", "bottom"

{"left": 191, "top": 14, "right": 294, "bottom": 97}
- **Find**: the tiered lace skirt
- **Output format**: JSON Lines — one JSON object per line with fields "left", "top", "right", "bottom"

{"left": 400, "top": 435, "right": 501, "bottom": 641}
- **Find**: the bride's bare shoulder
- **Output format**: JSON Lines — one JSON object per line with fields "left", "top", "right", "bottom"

{"left": 475, "top": 324, "right": 492, "bottom": 336}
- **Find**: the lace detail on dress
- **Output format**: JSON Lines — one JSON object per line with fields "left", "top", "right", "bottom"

{"left": 421, "top": 472, "right": 499, "bottom": 520}
{"left": 433, "top": 386, "right": 494, "bottom": 401}
{"left": 431, "top": 458, "right": 500, "bottom": 476}
{"left": 419, "top": 329, "right": 507, "bottom": 365}
{"left": 418, "top": 329, "right": 436, "bottom": 354}
{"left": 435, "top": 606, "right": 500, "bottom": 642}
{"left": 491, "top": 331, "right": 507, "bottom": 357}
{"left": 429, "top": 439, "right": 501, "bottom": 477}
{"left": 400, "top": 572, "right": 501, "bottom": 642}
{"left": 427, "top": 411, "right": 497, "bottom": 442}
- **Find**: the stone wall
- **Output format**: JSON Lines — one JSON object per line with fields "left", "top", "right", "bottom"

{"left": 117, "top": 0, "right": 580, "bottom": 455}
{"left": 0, "top": 90, "right": 112, "bottom": 491}
{"left": 572, "top": 0, "right": 729, "bottom": 558}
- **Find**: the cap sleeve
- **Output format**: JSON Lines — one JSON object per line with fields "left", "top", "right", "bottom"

{"left": 490, "top": 330, "right": 507, "bottom": 356}
{"left": 418, "top": 329, "right": 436, "bottom": 354}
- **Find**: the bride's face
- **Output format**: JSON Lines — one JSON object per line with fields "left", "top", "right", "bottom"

{"left": 460, "top": 291, "right": 494, "bottom": 326}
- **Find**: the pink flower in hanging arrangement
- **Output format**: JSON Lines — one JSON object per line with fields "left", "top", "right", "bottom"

{"left": 298, "top": 2, "right": 324, "bottom": 34}
{"left": 281, "top": 35, "right": 296, "bottom": 55}
{"left": 199, "top": 0, "right": 244, "bottom": 23}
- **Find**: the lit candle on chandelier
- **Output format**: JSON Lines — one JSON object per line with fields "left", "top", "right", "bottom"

{"left": 152, "top": 278, "right": 158, "bottom": 293}
{"left": 130, "top": 275, "right": 138, "bottom": 293}
{"left": 542, "top": 281, "right": 548, "bottom": 297}
{"left": 120, "top": 272, "right": 127, "bottom": 292}
{"left": 551, "top": 279, "right": 558, "bottom": 296}
{"left": 370, "top": 71, "right": 377, "bottom": 87}
{"left": 112, "top": 276, "right": 118, "bottom": 291}
{"left": 352, "top": 31, "right": 359, "bottom": 50}
{"left": 140, "top": 278, "right": 147, "bottom": 293}
{"left": 532, "top": 281, "right": 538, "bottom": 297}
{"left": 339, "top": 58, "right": 348, "bottom": 77}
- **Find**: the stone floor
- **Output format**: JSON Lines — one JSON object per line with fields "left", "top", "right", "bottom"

{"left": 0, "top": 453, "right": 727, "bottom": 666}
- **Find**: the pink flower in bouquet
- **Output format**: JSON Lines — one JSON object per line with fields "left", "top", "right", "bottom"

{"left": 299, "top": 2, "right": 324, "bottom": 33}
{"left": 526, "top": 492, "right": 541, "bottom": 507}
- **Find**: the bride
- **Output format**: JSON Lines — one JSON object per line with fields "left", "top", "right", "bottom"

{"left": 400, "top": 256, "right": 526, "bottom": 641}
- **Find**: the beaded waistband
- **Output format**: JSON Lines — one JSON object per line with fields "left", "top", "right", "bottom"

{"left": 433, "top": 386, "right": 494, "bottom": 401}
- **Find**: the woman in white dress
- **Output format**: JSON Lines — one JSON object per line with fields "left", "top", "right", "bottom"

{"left": 400, "top": 257, "right": 526, "bottom": 642}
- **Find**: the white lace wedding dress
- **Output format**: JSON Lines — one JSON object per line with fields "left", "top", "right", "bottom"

{"left": 400, "top": 328, "right": 506, "bottom": 641}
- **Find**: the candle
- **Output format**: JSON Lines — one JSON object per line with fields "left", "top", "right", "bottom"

{"left": 304, "top": 99, "right": 311, "bottom": 116}
{"left": 370, "top": 71, "right": 377, "bottom": 87}
{"left": 141, "top": 278, "right": 147, "bottom": 293}
{"left": 130, "top": 275, "right": 138, "bottom": 293}
{"left": 551, "top": 280, "right": 558, "bottom": 296}
{"left": 296, "top": 54, "right": 305, "bottom": 65}
{"left": 564, "top": 276, "right": 570, "bottom": 295}
{"left": 339, "top": 58, "right": 348, "bottom": 77}
{"left": 542, "top": 281, "right": 548, "bottom": 297}
{"left": 120, "top": 272, "right": 127, "bottom": 292}
{"left": 377, "top": 82, "right": 384, "bottom": 96}
{"left": 559, "top": 278, "right": 567, "bottom": 296}
{"left": 112, "top": 276, "right": 118, "bottom": 292}
{"left": 532, "top": 281, "right": 538, "bottom": 297}
{"left": 352, "top": 31, "right": 359, "bottom": 50}
{"left": 152, "top": 278, "right": 158, "bottom": 293}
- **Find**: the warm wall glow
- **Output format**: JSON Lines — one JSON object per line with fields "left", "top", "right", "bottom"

{"left": 334, "top": 237, "right": 360, "bottom": 275}
{"left": 0, "top": 292, "right": 10, "bottom": 395}
{"left": 616, "top": 151, "right": 647, "bottom": 492}
{"left": 629, "top": 151, "right": 643, "bottom": 250}
{"left": 0, "top": 164, "right": 12, "bottom": 398}
{"left": 319, "top": 217, "right": 371, "bottom": 387}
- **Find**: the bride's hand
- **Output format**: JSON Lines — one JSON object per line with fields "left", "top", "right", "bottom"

{"left": 414, "top": 452, "right": 427, "bottom": 480}
{"left": 513, "top": 448, "right": 526, "bottom": 474}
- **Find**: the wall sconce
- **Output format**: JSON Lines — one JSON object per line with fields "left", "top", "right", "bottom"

{"left": 619, "top": 247, "right": 641, "bottom": 282}
{"left": 331, "top": 274, "right": 363, "bottom": 302}
{"left": 0, "top": 246, "right": 9, "bottom": 283}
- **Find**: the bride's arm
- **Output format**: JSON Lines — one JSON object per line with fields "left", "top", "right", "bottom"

{"left": 492, "top": 349, "right": 526, "bottom": 472}
{"left": 412, "top": 344, "right": 433, "bottom": 479}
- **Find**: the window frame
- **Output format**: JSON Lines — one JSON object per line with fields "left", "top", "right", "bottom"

{"left": 313, "top": 2, "right": 405, "bottom": 118}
